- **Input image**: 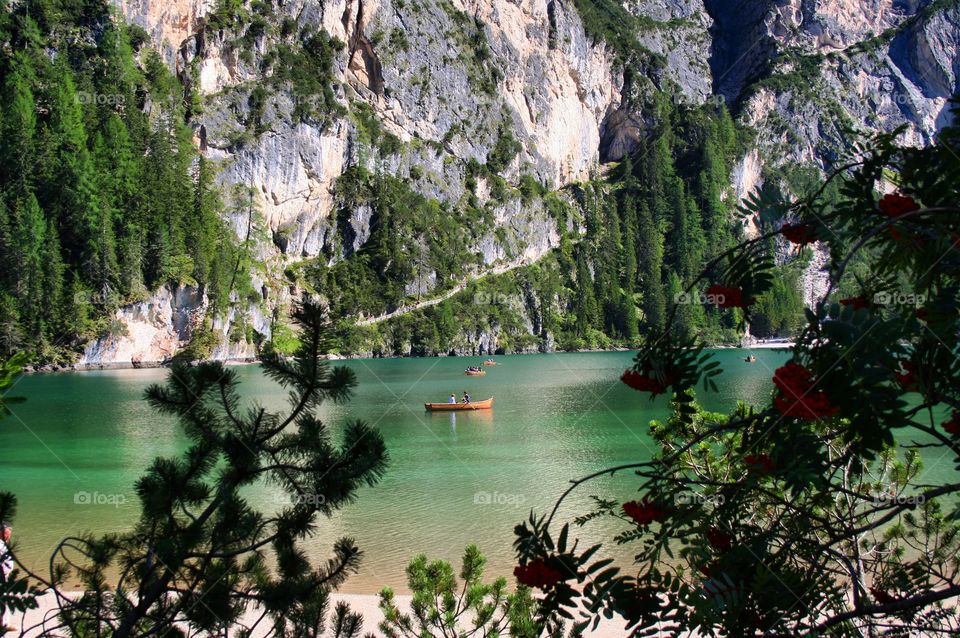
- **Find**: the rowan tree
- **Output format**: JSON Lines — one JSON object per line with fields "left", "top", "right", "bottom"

{"left": 515, "top": 102, "right": 960, "bottom": 637}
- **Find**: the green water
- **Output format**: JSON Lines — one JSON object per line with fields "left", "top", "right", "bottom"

{"left": 1, "top": 350, "right": 790, "bottom": 593}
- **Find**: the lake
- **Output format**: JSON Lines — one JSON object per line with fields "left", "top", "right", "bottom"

{"left": 1, "top": 349, "right": 790, "bottom": 593}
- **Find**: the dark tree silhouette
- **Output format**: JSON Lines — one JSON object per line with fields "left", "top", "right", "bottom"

{"left": 515, "top": 101, "right": 960, "bottom": 636}
{"left": 15, "top": 304, "right": 388, "bottom": 637}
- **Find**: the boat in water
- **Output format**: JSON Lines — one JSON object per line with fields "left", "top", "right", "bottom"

{"left": 425, "top": 397, "right": 494, "bottom": 411}
{"left": 482, "top": 360, "right": 498, "bottom": 366}
{"left": 465, "top": 369, "right": 486, "bottom": 376}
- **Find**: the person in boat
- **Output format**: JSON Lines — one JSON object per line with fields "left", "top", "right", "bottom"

{"left": 461, "top": 391, "right": 471, "bottom": 403}
{"left": 1, "top": 521, "right": 14, "bottom": 633}
{"left": 448, "top": 393, "right": 457, "bottom": 404}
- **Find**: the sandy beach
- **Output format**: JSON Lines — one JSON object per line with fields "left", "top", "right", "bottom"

{"left": 9, "top": 591, "right": 628, "bottom": 637}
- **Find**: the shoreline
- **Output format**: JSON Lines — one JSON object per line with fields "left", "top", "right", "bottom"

{"left": 25, "top": 342, "right": 796, "bottom": 375}
{"left": 12, "top": 591, "right": 628, "bottom": 637}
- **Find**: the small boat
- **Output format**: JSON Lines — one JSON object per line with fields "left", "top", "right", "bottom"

{"left": 744, "top": 355, "right": 757, "bottom": 363}
{"left": 482, "top": 360, "right": 498, "bottom": 366}
{"left": 465, "top": 369, "right": 486, "bottom": 376}
{"left": 425, "top": 397, "right": 494, "bottom": 411}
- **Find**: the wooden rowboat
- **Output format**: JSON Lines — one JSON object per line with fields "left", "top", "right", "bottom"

{"left": 465, "top": 370, "right": 486, "bottom": 376}
{"left": 425, "top": 398, "right": 494, "bottom": 411}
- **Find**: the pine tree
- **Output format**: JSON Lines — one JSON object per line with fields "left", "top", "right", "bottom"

{"left": 11, "top": 194, "right": 47, "bottom": 337}
{"left": 95, "top": 19, "right": 139, "bottom": 127}
{"left": 621, "top": 192, "right": 639, "bottom": 293}
{"left": 602, "top": 198, "right": 622, "bottom": 277}
{"left": 44, "top": 63, "right": 114, "bottom": 290}
{"left": 697, "top": 118, "right": 731, "bottom": 253}
{"left": 189, "top": 156, "right": 226, "bottom": 292}
{"left": 94, "top": 114, "right": 142, "bottom": 298}
{"left": 597, "top": 198, "right": 623, "bottom": 334}
{"left": 34, "top": 305, "right": 388, "bottom": 637}
{"left": 645, "top": 99, "right": 677, "bottom": 225}
{"left": 664, "top": 178, "right": 706, "bottom": 294}
{"left": 574, "top": 248, "right": 599, "bottom": 335}
{"left": 666, "top": 270, "right": 695, "bottom": 340}
{"left": 0, "top": 293, "right": 23, "bottom": 353}
{"left": 636, "top": 202, "right": 665, "bottom": 331}
{"left": 0, "top": 53, "right": 37, "bottom": 198}
{"left": 36, "top": 224, "right": 65, "bottom": 352}
{"left": 59, "top": 270, "right": 91, "bottom": 346}
{"left": 0, "top": 198, "right": 11, "bottom": 298}
{"left": 141, "top": 119, "right": 183, "bottom": 285}
{"left": 670, "top": 191, "right": 707, "bottom": 335}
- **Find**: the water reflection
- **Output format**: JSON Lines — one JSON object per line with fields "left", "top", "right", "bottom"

{"left": 5, "top": 350, "right": 793, "bottom": 593}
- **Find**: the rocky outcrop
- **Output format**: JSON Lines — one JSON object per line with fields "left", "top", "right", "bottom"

{"left": 190, "top": 0, "right": 621, "bottom": 240}
{"left": 76, "top": 285, "right": 256, "bottom": 369}
{"left": 717, "top": 1, "right": 959, "bottom": 166}
{"left": 77, "top": 285, "right": 203, "bottom": 368}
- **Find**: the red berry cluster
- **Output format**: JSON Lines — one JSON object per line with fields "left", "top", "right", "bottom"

{"left": 706, "top": 284, "right": 754, "bottom": 309}
{"left": 772, "top": 363, "right": 839, "bottom": 421}
{"left": 780, "top": 222, "right": 818, "bottom": 246}
{"left": 840, "top": 296, "right": 870, "bottom": 310}
{"left": 706, "top": 527, "right": 734, "bottom": 552}
{"left": 878, "top": 193, "right": 919, "bottom": 218}
{"left": 879, "top": 193, "right": 920, "bottom": 242}
{"left": 621, "top": 369, "right": 670, "bottom": 395}
{"left": 894, "top": 360, "right": 919, "bottom": 391}
{"left": 869, "top": 586, "right": 898, "bottom": 605}
{"left": 743, "top": 453, "right": 775, "bottom": 475}
{"left": 513, "top": 558, "right": 563, "bottom": 590}
{"left": 942, "top": 411, "right": 960, "bottom": 435}
{"left": 622, "top": 499, "right": 671, "bottom": 526}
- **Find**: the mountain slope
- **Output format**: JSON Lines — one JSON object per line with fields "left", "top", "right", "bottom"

{"left": 2, "top": 0, "right": 957, "bottom": 366}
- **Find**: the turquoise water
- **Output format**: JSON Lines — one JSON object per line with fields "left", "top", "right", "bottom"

{"left": 0, "top": 350, "right": 791, "bottom": 592}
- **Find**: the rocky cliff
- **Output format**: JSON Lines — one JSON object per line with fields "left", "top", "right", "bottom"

{"left": 80, "top": 0, "right": 958, "bottom": 365}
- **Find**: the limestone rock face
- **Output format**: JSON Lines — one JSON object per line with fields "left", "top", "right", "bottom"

{"left": 79, "top": 0, "right": 959, "bottom": 364}
{"left": 77, "top": 285, "right": 204, "bottom": 368}
{"left": 77, "top": 284, "right": 260, "bottom": 368}
{"left": 704, "top": 0, "right": 960, "bottom": 164}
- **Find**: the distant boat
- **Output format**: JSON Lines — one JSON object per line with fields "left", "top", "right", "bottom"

{"left": 425, "top": 398, "right": 494, "bottom": 411}
{"left": 465, "top": 369, "right": 486, "bottom": 376}
{"left": 482, "top": 360, "right": 498, "bottom": 366}
{"left": 744, "top": 355, "right": 757, "bottom": 363}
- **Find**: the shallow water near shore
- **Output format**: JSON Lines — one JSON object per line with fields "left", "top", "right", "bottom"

{"left": 4, "top": 349, "right": 796, "bottom": 592}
